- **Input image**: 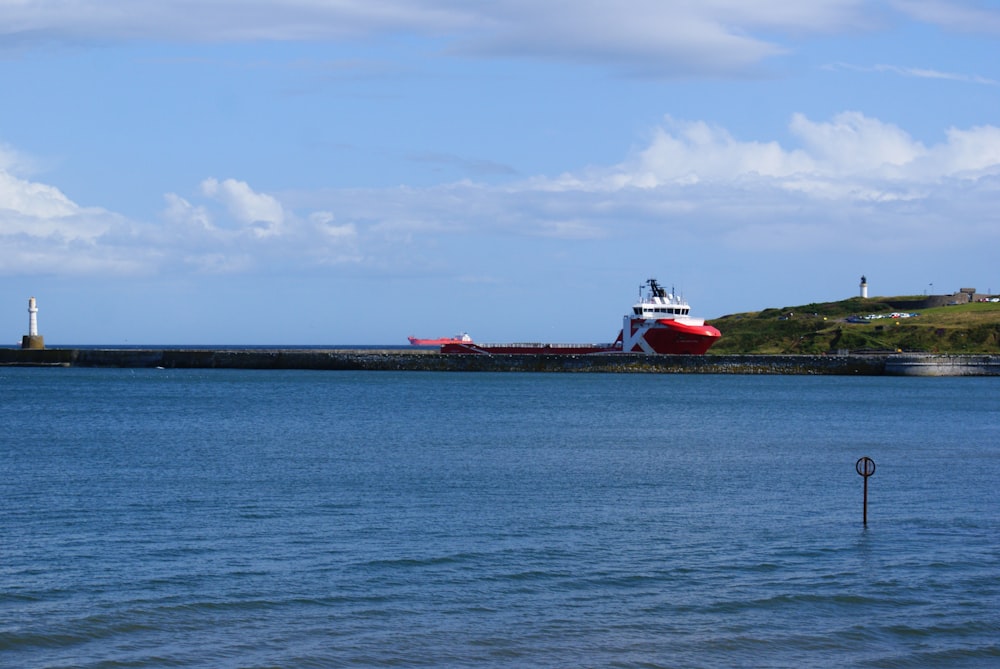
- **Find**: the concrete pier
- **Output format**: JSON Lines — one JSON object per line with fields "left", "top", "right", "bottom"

{"left": 884, "top": 354, "right": 1000, "bottom": 376}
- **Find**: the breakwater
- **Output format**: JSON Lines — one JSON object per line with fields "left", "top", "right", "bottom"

{"left": 5, "top": 348, "right": 997, "bottom": 375}
{"left": 2, "top": 348, "right": 997, "bottom": 375}
{"left": 884, "top": 354, "right": 1000, "bottom": 376}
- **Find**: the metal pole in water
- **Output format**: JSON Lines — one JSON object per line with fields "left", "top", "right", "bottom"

{"left": 855, "top": 456, "right": 876, "bottom": 526}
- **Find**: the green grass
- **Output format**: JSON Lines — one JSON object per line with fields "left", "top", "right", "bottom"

{"left": 708, "top": 298, "right": 1000, "bottom": 354}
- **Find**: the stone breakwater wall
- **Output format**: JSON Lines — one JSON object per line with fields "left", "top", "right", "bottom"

{"left": 1, "top": 349, "right": 997, "bottom": 375}
{"left": 0, "top": 348, "right": 880, "bottom": 374}
{"left": 884, "top": 354, "right": 1000, "bottom": 377}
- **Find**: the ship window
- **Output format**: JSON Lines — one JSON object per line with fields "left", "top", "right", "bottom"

{"left": 633, "top": 307, "right": 641, "bottom": 315}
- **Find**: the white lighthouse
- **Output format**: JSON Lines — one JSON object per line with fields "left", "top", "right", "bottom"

{"left": 21, "top": 296, "right": 45, "bottom": 350}
{"left": 860, "top": 275, "right": 868, "bottom": 299}
{"left": 28, "top": 296, "right": 39, "bottom": 335}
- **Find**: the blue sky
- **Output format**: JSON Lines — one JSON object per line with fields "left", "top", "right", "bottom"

{"left": 2, "top": 1, "right": 999, "bottom": 345}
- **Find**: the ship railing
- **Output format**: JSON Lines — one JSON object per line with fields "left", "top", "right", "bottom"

{"left": 476, "top": 342, "right": 618, "bottom": 348}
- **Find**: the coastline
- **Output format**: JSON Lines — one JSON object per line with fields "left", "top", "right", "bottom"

{"left": 2, "top": 348, "right": 998, "bottom": 375}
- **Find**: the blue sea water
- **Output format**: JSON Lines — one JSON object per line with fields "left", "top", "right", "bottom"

{"left": 1, "top": 368, "right": 998, "bottom": 668}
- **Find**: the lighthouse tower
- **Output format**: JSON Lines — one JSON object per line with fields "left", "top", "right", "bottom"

{"left": 21, "top": 296, "right": 45, "bottom": 350}
{"left": 860, "top": 275, "right": 868, "bottom": 299}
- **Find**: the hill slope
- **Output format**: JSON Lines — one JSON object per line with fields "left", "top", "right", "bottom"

{"left": 709, "top": 297, "right": 1000, "bottom": 355}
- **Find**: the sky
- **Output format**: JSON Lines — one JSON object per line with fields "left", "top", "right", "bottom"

{"left": 1, "top": 1, "right": 999, "bottom": 345}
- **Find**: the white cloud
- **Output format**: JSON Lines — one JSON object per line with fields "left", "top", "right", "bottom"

{"left": 2, "top": 111, "right": 999, "bottom": 277}
{"left": 460, "top": 2, "right": 787, "bottom": 76}
{"left": 0, "top": 142, "right": 44, "bottom": 175}
{"left": 0, "top": 168, "right": 81, "bottom": 219}
{"left": 930, "top": 125, "right": 1000, "bottom": 174}
{"left": 162, "top": 192, "right": 215, "bottom": 234}
{"left": 200, "top": 177, "right": 285, "bottom": 237}
{"left": 789, "top": 112, "right": 927, "bottom": 174}
{"left": 826, "top": 62, "right": 998, "bottom": 86}
{"left": 892, "top": 0, "right": 1000, "bottom": 33}
{"left": 0, "top": 1, "right": 477, "bottom": 43}
{"left": 607, "top": 118, "right": 815, "bottom": 188}
{"left": 874, "top": 64, "right": 997, "bottom": 85}
{"left": 498, "top": 112, "right": 1000, "bottom": 253}
{"left": 5, "top": 1, "right": 990, "bottom": 77}
{"left": 310, "top": 211, "right": 357, "bottom": 240}
{"left": 0, "top": 162, "right": 116, "bottom": 262}
{"left": 592, "top": 112, "right": 1000, "bottom": 193}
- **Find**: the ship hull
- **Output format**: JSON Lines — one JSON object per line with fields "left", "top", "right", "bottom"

{"left": 409, "top": 336, "right": 471, "bottom": 346}
{"left": 442, "top": 317, "right": 720, "bottom": 356}
{"left": 441, "top": 342, "right": 620, "bottom": 355}
{"left": 621, "top": 318, "right": 721, "bottom": 355}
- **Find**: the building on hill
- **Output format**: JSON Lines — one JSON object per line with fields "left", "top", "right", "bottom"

{"left": 887, "top": 287, "right": 987, "bottom": 311}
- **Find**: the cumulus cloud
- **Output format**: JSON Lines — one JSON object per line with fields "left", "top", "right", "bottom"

{"left": 2, "top": 111, "right": 999, "bottom": 277}
{"left": 200, "top": 177, "right": 285, "bottom": 237}
{"left": 600, "top": 118, "right": 814, "bottom": 188}
{"left": 594, "top": 112, "right": 1000, "bottom": 193}
{"left": 162, "top": 192, "right": 215, "bottom": 234}
{"left": 0, "top": 159, "right": 120, "bottom": 272}
{"left": 0, "top": 169, "right": 81, "bottom": 220}
{"left": 157, "top": 181, "right": 362, "bottom": 271}
{"left": 931, "top": 125, "right": 1000, "bottom": 174}
{"left": 501, "top": 112, "right": 1000, "bottom": 252}
{"left": 0, "top": 167, "right": 148, "bottom": 274}
{"left": 310, "top": 211, "right": 357, "bottom": 240}
{"left": 788, "top": 112, "right": 926, "bottom": 174}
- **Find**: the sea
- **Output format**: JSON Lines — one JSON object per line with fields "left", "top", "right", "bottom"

{"left": 1, "top": 367, "right": 998, "bottom": 668}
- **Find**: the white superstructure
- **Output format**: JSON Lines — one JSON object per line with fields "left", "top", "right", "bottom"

{"left": 628, "top": 279, "right": 705, "bottom": 325}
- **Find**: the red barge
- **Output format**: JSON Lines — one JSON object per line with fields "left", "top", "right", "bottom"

{"left": 441, "top": 278, "right": 721, "bottom": 355}
{"left": 408, "top": 332, "right": 473, "bottom": 346}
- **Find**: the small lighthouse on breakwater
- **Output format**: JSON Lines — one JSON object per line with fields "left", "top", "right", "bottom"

{"left": 21, "top": 296, "right": 45, "bottom": 350}
{"left": 860, "top": 275, "right": 868, "bottom": 299}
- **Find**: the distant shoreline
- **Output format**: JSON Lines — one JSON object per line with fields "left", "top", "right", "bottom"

{"left": 2, "top": 348, "right": 999, "bottom": 376}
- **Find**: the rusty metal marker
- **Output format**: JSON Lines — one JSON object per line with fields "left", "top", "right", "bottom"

{"left": 855, "top": 456, "right": 876, "bottom": 526}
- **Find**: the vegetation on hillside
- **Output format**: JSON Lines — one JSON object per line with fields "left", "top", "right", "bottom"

{"left": 708, "top": 297, "right": 1000, "bottom": 355}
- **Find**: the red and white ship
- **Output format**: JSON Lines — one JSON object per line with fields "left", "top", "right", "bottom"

{"left": 408, "top": 332, "right": 473, "bottom": 346}
{"left": 441, "top": 278, "right": 721, "bottom": 355}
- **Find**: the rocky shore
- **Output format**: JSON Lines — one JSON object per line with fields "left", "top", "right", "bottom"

{"left": 2, "top": 348, "right": 998, "bottom": 375}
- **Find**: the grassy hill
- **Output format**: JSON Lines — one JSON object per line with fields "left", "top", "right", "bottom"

{"left": 709, "top": 296, "right": 1000, "bottom": 355}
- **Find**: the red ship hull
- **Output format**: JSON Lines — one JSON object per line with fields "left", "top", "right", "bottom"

{"left": 408, "top": 335, "right": 472, "bottom": 346}
{"left": 621, "top": 318, "right": 721, "bottom": 355}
